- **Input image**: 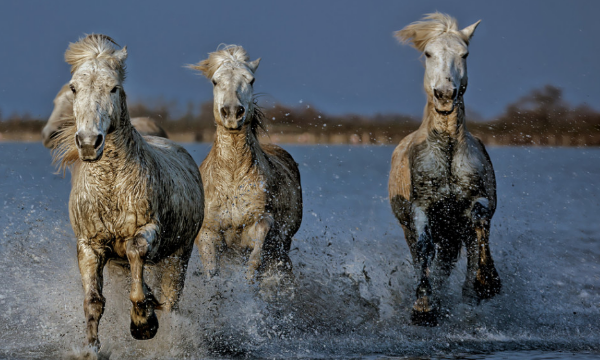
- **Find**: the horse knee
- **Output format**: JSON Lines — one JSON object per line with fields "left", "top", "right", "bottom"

{"left": 84, "top": 293, "right": 105, "bottom": 321}
{"left": 471, "top": 198, "right": 491, "bottom": 222}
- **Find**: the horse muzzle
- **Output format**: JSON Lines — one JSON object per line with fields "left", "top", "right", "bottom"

{"left": 433, "top": 88, "right": 458, "bottom": 115}
{"left": 75, "top": 131, "right": 105, "bottom": 161}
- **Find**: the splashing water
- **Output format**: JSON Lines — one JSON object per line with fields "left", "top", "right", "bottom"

{"left": 0, "top": 143, "right": 598, "bottom": 359}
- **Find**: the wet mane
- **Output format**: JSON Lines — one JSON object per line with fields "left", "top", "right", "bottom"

{"left": 187, "top": 45, "right": 250, "bottom": 80}
{"left": 65, "top": 34, "right": 126, "bottom": 81}
{"left": 51, "top": 116, "right": 78, "bottom": 174}
{"left": 249, "top": 101, "right": 266, "bottom": 138}
{"left": 395, "top": 12, "right": 470, "bottom": 51}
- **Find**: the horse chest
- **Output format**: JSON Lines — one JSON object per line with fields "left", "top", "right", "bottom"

{"left": 411, "top": 142, "right": 482, "bottom": 203}
{"left": 72, "top": 168, "right": 151, "bottom": 242}
{"left": 209, "top": 177, "right": 268, "bottom": 228}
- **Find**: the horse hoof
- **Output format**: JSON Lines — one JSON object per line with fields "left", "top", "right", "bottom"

{"left": 475, "top": 272, "right": 502, "bottom": 300}
{"left": 411, "top": 296, "right": 438, "bottom": 326}
{"left": 130, "top": 311, "right": 159, "bottom": 340}
{"left": 411, "top": 308, "right": 439, "bottom": 326}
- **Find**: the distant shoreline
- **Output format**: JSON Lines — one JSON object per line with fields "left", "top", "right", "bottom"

{"left": 3, "top": 85, "right": 599, "bottom": 147}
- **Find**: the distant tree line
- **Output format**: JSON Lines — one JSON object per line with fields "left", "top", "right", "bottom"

{"left": 1, "top": 85, "right": 599, "bottom": 146}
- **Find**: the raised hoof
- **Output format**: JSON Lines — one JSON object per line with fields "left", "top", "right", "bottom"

{"left": 411, "top": 296, "right": 438, "bottom": 326}
{"left": 130, "top": 311, "right": 159, "bottom": 340}
{"left": 475, "top": 271, "right": 502, "bottom": 300}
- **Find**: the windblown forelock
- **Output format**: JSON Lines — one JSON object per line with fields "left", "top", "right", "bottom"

{"left": 65, "top": 34, "right": 126, "bottom": 81}
{"left": 395, "top": 12, "right": 468, "bottom": 52}
{"left": 188, "top": 45, "right": 251, "bottom": 79}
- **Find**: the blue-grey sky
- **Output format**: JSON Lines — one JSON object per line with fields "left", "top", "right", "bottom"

{"left": 0, "top": 1, "right": 597, "bottom": 119}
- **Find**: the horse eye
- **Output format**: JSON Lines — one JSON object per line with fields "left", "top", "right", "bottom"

{"left": 424, "top": 52, "right": 431, "bottom": 58}
{"left": 69, "top": 84, "right": 76, "bottom": 94}
{"left": 110, "top": 86, "right": 118, "bottom": 93}
{"left": 212, "top": 79, "right": 217, "bottom": 86}
{"left": 462, "top": 53, "right": 469, "bottom": 59}
{"left": 250, "top": 78, "right": 255, "bottom": 86}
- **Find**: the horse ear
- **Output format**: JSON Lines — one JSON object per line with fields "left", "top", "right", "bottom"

{"left": 115, "top": 46, "right": 128, "bottom": 63}
{"left": 460, "top": 20, "right": 481, "bottom": 43}
{"left": 248, "top": 58, "right": 261, "bottom": 73}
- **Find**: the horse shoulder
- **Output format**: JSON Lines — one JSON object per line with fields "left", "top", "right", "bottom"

{"left": 389, "top": 130, "right": 423, "bottom": 201}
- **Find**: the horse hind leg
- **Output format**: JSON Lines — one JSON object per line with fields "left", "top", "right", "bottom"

{"left": 158, "top": 245, "right": 193, "bottom": 312}
{"left": 126, "top": 230, "right": 160, "bottom": 340}
{"left": 463, "top": 200, "right": 502, "bottom": 302}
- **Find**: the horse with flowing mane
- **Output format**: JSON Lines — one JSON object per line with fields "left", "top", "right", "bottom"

{"left": 53, "top": 34, "right": 204, "bottom": 350}
{"left": 388, "top": 13, "right": 502, "bottom": 325}
{"left": 42, "top": 83, "right": 167, "bottom": 148}
{"left": 188, "top": 45, "right": 302, "bottom": 284}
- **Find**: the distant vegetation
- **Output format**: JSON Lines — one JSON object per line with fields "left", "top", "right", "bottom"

{"left": 1, "top": 85, "right": 599, "bottom": 146}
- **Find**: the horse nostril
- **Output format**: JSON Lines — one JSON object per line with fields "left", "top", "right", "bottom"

{"left": 452, "top": 88, "right": 458, "bottom": 99}
{"left": 75, "top": 133, "right": 82, "bottom": 148}
{"left": 235, "top": 106, "right": 245, "bottom": 119}
{"left": 220, "top": 107, "right": 229, "bottom": 119}
{"left": 434, "top": 89, "right": 443, "bottom": 100}
{"left": 94, "top": 134, "right": 104, "bottom": 149}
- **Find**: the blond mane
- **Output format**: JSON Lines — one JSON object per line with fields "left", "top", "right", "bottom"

{"left": 395, "top": 12, "right": 471, "bottom": 51}
{"left": 65, "top": 34, "right": 127, "bottom": 81}
{"left": 187, "top": 45, "right": 250, "bottom": 79}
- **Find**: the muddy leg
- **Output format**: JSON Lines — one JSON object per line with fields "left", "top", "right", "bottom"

{"left": 77, "top": 239, "right": 108, "bottom": 350}
{"left": 464, "top": 199, "right": 501, "bottom": 302}
{"left": 196, "top": 227, "right": 221, "bottom": 279}
{"left": 127, "top": 228, "right": 160, "bottom": 340}
{"left": 242, "top": 216, "right": 274, "bottom": 281}
{"left": 410, "top": 206, "right": 438, "bottom": 326}
{"left": 159, "top": 245, "right": 193, "bottom": 311}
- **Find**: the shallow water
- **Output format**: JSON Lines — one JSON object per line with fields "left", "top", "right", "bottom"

{"left": 0, "top": 143, "right": 598, "bottom": 359}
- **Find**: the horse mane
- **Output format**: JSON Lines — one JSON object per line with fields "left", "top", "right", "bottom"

{"left": 187, "top": 44, "right": 250, "bottom": 79}
{"left": 395, "top": 12, "right": 471, "bottom": 51}
{"left": 65, "top": 34, "right": 127, "bottom": 81}
{"left": 249, "top": 100, "right": 266, "bottom": 138}
{"left": 51, "top": 116, "right": 79, "bottom": 174}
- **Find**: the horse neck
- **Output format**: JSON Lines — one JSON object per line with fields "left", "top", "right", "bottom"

{"left": 101, "top": 109, "right": 144, "bottom": 166}
{"left": 421, "top": 95, "right": 468, "bottom": 143}
{"left": 212, "top": 122, "right": 263, "bottom": 178}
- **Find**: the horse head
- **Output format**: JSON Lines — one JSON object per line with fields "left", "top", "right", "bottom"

{"left": 65, "top": 34, "right": 128, "bottom": 161}
{"left": 396, "top": 13, "right": 480, "bottom": 115}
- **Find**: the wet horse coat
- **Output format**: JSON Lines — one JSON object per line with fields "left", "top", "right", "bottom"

{"left": 54, "top": 34, "right": 204, "bottom": 349}
{"left": 188, "top": 45, "right": 302, "bottom": 281}
{"left": 389, "top": 13, "right": 501, "bottom": 325}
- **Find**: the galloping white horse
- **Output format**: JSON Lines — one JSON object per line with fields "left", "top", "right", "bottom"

{"left": 54, "top": 34, "right": 204, "bottom": 349}
{"left": 188, "top": 45, "right": 302, "bottom": 282}
{"left": 389, "top": 13, "right": 501, "bottom": 325}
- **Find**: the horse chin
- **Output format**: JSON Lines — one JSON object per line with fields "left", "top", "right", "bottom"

{"left": 79, "top": 148, "right": 104, "bottom": 162}
{"left": 223, "top": 118, "right": 246, "bottom": 131}
{"left": 434, "top": 101, "right": 455, "bottom": 115}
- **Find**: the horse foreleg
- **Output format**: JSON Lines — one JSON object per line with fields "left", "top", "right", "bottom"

{"left": 159, "top": 245, "right": 193, "bottom": 311}
{"left": 196, "top": 227, "right": 221, "bottom": 279}
{"left": 243, "top": 216, "right": 274, "bottom": 281}
{"left": 77, "top": 239, "right": 107, "bottom": 350}
{"left": 410, "top": 206, "right": 438, "bottom": 326}
{"left": 464, "top": 198, "right": 502, "bottom": 301}
{"left": 126, "top": 225, "right": 160, "bottom": 340}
